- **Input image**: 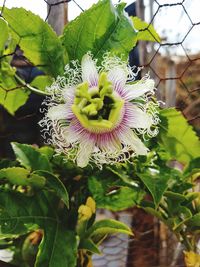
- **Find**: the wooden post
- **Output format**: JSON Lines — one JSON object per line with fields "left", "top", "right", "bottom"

{"left": 47, "top": 0, "right": 68, "bottom": 35}
{"left": 136, "top": 0, "right": 147, "bottom": 66}
{"left": 165, "top": 60, "right": 176, "bottom": 107}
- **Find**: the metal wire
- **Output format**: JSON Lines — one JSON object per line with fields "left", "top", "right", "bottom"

{"left": 0, "top": 0, "right": 199, "bottom": 266}
{"left": 140, "top": 0, "right": 200, "bottom": 130}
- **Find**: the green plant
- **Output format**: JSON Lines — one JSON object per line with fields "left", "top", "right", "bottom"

{"left": 0, "top": 1, "right": 199, "bottom": 267}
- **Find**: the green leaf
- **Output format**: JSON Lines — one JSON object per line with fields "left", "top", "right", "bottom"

{"left": 0, "top": 239, "right": 13, "bottom": 249}
{"left": 165, "top": 191, "right": 189, "bottom": 215}
{"left": 30, "top": 75, "right": 54, "bottom": 92}
{"left": 86, "top": 219, "right": 133, "bottom": 242}
{"left": 140, "top": 201, "right": 167, "bottom": 222}
{"left": 185, "top": 192, "right": 200, "bottom": 204}
{"left": 107, "top": 165, "right": 139, "bottom": 187}
{"left": 0, "top": 60, "right": 30, "bottom": 114}
{"left": 0, "top": 17, "right": 9, "bottom": 53}
{"left": 34, "top": 170, "right": 69, "bottom": 208}
{"left": 0, "top": 189, "right": 77, "bottom": 267}
{"left": 0, "top": 167, "right": 46, "bottom": 188}
{"left": 186, "top": 213, "right": 200, "bottom": 229}
{"left": 144, "top": 207, "right": 166, "bottom": 221}
{"left": 183, "top": 157, "right": 200, "bottom": 179}
{"left": 131, "top": 16, "right": 160, "bottom": 42}
{"left": 0, "top": 158, "right": 17, "bottom": 169}
{"left": 164, "top": 191, "right": 187, "bottom": 202}
{"left": 166, "top": 206, "right": 192, "bottom": 232}
{"left": 11, "top": 142, "right": 52, "bottom": 172}
{"left": 0, "top": 167, "right": 29, "bottom": 186}
{"left": 163, "top": 191, "right": 193, "bottom": 231}
{"left": 38, "top": 146, "right": 54, "bottom": 161}
{"left": 88, "top": 176, "right": 144, "bottom": 211}
{"left": 28, "top": 173, "right": 46, "bottom": 188}
{"left": 137, "top": 170, "right": 171, "bottom": 207}
{"left": 3, "top": 7, "right": 68, "bottom": 77}
{"left": 159, "top": 108, "right": 200, "bottom": 166}
{"left": 79, "top": 239, "right": 101, "bottom": 254}
{"left": 0, "top": 189, "right": 52, "bottom": 237}
{"left": 35, "top": 226, "right": 77, "bottom": 267}
{"left": 62, "top": 0, "right": 137, "bottom": 61}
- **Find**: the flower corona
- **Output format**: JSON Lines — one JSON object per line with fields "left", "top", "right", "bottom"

{"left": 39, "top": 53, "right": 159, "bottom": 168}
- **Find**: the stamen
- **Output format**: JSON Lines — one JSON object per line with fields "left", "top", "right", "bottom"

{"left": 72, "top": 72, "right": 124, "bottom": 133}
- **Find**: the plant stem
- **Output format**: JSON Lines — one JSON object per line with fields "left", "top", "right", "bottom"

{"left": 181, "top": 231, "right": 194, "bottom": 252}
{"left": 15, "top": 74, "right": 51, "bottom": 96}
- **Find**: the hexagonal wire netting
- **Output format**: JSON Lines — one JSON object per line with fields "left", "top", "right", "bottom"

{"left": 0, "top": 0, "right": 199, "bottom": 266}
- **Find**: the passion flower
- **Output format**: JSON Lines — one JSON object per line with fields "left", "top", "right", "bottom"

{"left": 39, "top": 53, "right": 159, "bottom": 168}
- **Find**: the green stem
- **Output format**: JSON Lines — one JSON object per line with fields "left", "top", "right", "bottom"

{"left": 181, "top": 231, "right": 193, "bottom": 252}
{"left": 159, "top": 203, "right": 169, "bottom": 218}
{"left": 15, "top": 74, "right": 50, "bottom": 96}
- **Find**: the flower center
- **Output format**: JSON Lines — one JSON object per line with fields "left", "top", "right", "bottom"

{"left": 71, "top": 72, "right": 124, "bottom": 133}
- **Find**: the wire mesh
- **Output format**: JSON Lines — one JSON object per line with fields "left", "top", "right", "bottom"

{"left": 0, "top": 0, "right": 199, "bottom": 266}
{"left": 92, "top": 209, "right": 185, "bottom": 267}
{"left": 139, "top": 0, "right": 200, "bottom": 133}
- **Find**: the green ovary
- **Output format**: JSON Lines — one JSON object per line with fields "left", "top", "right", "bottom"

{"left": 72, "top": 72, "right": 124, "bottom": 133}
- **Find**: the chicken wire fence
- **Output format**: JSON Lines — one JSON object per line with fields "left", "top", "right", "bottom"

{"left": 0, "top": 0, "right": 199, "bottom": 266}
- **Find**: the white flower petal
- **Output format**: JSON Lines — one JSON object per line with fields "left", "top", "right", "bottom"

{"left": 62, "top": 124, "right": 80, "bottom": 144}
{"left": 47, "top": 104, "right": 68, "bottom": 121}
{"left": 124, "top": 79, "right": 155, "bottom": 100}
{"left": 62, "top": 86, "right": 75, "bottom": 102}
{"left": 62, "top": 86, "right": 75, "bottom": 120}
{"left": 118, "top": 127, "right": 148, "bottom": 155}
{"left": 124, "top": 103, "right": 152, "bottom": 129}
{"left": 77, "top": 135, "right": 95, "bottom": 168}
{"left": 97, "top": 132, "right": 121, "bottom": 153}
{"left": 107, "top": 66, "right": 127, "bottom": 94}
{"left": 81, "top": 54, "right": 99, "bottom": 86}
